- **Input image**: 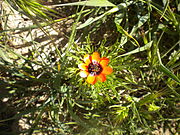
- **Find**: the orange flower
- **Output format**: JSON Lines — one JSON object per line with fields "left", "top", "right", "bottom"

{"left": 78, "top": 52, "right": 113, "bottom": 85}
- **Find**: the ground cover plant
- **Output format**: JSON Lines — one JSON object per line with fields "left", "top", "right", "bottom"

{"left": 0, "top": 0, "right": 179, "bottom": 134}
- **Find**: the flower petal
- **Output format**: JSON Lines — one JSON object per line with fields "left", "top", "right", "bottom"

{"left": 87, "top": 75, "right": 97, "bottom": 85}
{"left": 92, "top": 52, "right": 100, "bottom": 62}
{"left": 78, "top": 63, "right": 88, "bottom": 70}
{"left": 84, "top": 54, "right": 91, "bottom": 64}
{"left": 102, "top": 66, "right": 113, "bottom": 75}
{"left": 80, "top": 71, "right": 89, "bottom": 78}
{"left": 100, "top": 57, "right": 109, "bottom": 67}
{"left": 98, "top": 74, "right": 106, "bottom": 82}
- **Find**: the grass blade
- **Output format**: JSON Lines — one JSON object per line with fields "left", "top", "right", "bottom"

{"left": 117, "top": 41, "right": 153, "bottom": 57}
{"left": 51, "top": 0, "right": 115, "bottom": 7}
{"left": 157, "top": 47, "right": 180, "bottom": 83}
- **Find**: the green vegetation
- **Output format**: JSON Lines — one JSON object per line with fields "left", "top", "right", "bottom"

{"left": 0, "top": 0, "right": 179, "bottom": 134}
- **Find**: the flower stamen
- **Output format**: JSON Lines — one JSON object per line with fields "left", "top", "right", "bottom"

{"left": 88, "top": 61, "right": 102, "bottom": 76}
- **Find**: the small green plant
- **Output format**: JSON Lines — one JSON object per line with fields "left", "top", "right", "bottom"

{"left": 0, "top": 0, "right": 179, "bottom": 134}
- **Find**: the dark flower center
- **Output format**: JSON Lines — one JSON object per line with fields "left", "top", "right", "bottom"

{"left": 88, "top": 61, "right": 102, "bottom": 76}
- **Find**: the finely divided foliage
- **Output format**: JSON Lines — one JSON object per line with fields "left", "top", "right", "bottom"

{"left": 0, "top": 0, "right": 179, "bottom": 134}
